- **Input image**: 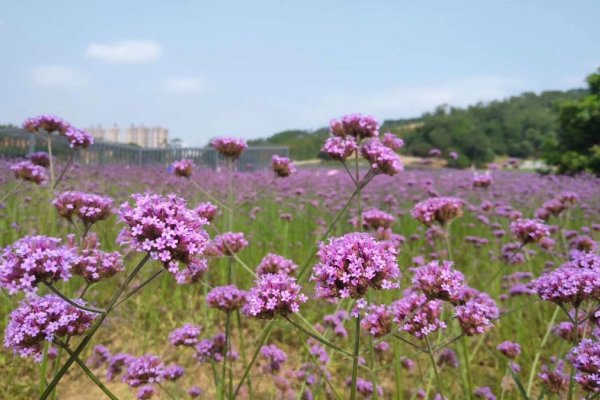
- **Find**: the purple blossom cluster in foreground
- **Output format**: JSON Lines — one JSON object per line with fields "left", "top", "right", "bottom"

{"left": 243, "top": 273, "right": 308, "bottom": 319}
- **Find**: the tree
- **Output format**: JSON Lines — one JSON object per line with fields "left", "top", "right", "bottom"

{"left": 544, "top": 68, "right": 600, "bottom": 174}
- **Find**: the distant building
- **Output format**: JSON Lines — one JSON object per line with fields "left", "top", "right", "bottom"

{"left": 87, "top": 123, "right": 169, "bottom": 148}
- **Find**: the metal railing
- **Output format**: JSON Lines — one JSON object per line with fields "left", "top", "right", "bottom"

{"left": 0, "top": 128, "right": 289, "bottom": 171}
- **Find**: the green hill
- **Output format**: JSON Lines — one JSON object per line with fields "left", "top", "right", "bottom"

{"left": 249, "top": 89, "right": 586, "bottom": 164}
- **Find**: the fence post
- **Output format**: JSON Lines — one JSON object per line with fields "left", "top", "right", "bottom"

{"left": 28, "top": 134, "right": 36, "bottom": 153}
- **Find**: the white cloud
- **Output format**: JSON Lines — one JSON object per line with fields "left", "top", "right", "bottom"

{"left": 85, "top": 40, "right": 162, "bottom": 63}
{"left": 30, "top": 65, "right": 89, "bottom": 89}
{"left": 162, "top": 76, "right": 206, "bottom": 94}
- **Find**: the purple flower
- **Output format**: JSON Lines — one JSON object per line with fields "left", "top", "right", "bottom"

{"left": 312, "top": 233, "right": 400, "bottom": 299}
{"left": 107, "top": 353, "right": 135, "bottom": 380}
{"left": 87, "top": 345, "right": 112, "bottom": 368}
{"left": 22, "top": 114, "right": 70, "bottom": 134}
{"left": 474, "top": 386, "right": 496, "bottom": 400}
{"left": 27, "top": 151, "right": 50, "bottom": 167}
{"left": 534, "top": 267, "right": 600, "bottom": 307}
{"left": 53, "top": 191, "right": 114, "bottom": 225}
{"left": 381, "top": 132, "right": 404, "bottom": 150}
{"left": 344, "top": 377, "right": 383, "bottom": 399}
{"left": 321, "top": 136, "right": 357, "bottom": 161}
{"left": 170, "top": 159, "right": 194, "bottom": 178}
{"left": 137, "top": 385, "right": 155, "bottom": 399}
{"left": 243, "top": 273, "right": 307, "bottom": 319}
{"left": 449, "top": 151, "right": 459, "bottom": 160}
{"left": 271, "top": 155, "right": 297, "bottom": 177}
{"left": 429, "top": 148, "right": 442, "bottom": 157}
{"left": 10, "top": 161, "right": 48, "bottom": 185}
{"left": 568, "top": 339, "right": 600, "bottom": 392}
{"left": 455, "top": 291, "right": 499, "bottom": 336}
{"left": 496, "top": 341, "right": 521, "bottom": 359}
{"left": 411, "top": 260, "right": 466, "bottom": 303}
{"left": 4, "top": 295, "right": 96, "bottom": 360}
{"left": 188, "top": 387, "right": 203, "bottom": 398}
{"left": 362, "top": 208, "right": 395, "bottom": 230}
{"left": 393, "top": 292, "right": 446, "bottom": 338}
{"left": 209, "top": 232, "right": 248, "bottom": 256}
{"left": 261, "top": 344, "right": 287, "bottom": 373}
{"left": 411, "top": 197, "right": 464, "bottom": 226}
{"left": 472, "top": 174, "right": 492, "bottom": 188}
{"left": 162, "top": 364, "right": 185, "bottom": 381}
{"left": 360, "top": 139, "right": 403, "bottom": 176}
{"left": 194, "top": 333, "right": 237, "bottom": 363}
{"left": 565, "top": 252, "right": 600, "bottom": 270}
{"left": 194, "top": 201, "right": 218, "bottom": 222}
{"left": 206, "top": 285, "right": 247, "bottom": 312}
{"left": 64, "top": 127, "right": 94, "bottom": 149}
{"left": 437, "top": 348, "right": 459, "bottom": 368}
{"left": 538, "top": 360, "right": 569, "bottom": 395}
{"left": 256, "top": 253, "right": 298, "bottom": 276}
{"left": 0, "top": 235, "right": 76, "bottom": 294}
{"left": 330, "top": 114, "right": 379, "bottom": 139}
{"left": 168, "top": 324, "right": 202, "bottom": 347}
{"left": 361, "top": 304, "right": 394, "bottom": 337}
{"left": 322, "top": 310, "right": 349, "bottom": 338}
{"left": 118, "top": 193, "right": 209, "bottom": 284}
{"left": 122, "top": 354, "right": 164, "bottom": 387}
{"left": 71, "top": 237, "right": 124, "bottom": 282}
{"left": 510, "top": 219, "right": 550, "bottom": 244}
{"left": 211, "top": 137, "right": 247, "bottom": 159}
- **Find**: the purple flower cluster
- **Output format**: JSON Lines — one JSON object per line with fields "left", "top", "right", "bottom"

{"left": 312, "top": 233, "right": 400, "bottom": 299}
{"left": 169, "top": 324, "right": 202, "bottom": 347}
{"left": 362, "top": 208, "right": 395, "bottom": 230}
{"left": 10, "top": 161, "right": 48, "bottom": 185}
{"left": 437, "top": 348, "right": 459, "bottom": 368}
{"left": 162, "top": 364, "right": 184, "bottom": 381}
{"left": 534, "top": 266, "right": 600, "bottom": 307}
{"left": 496, "top": 341, "right": 522, "bottom": 359}
{"left": 261, "top": 344, "right": 287, "bottom": 373}
{"left": 256, "top": 253, "right": 298, "bottom": 276}
{"left": 394, "top": 292, "right": 446, "bottom": 338}
{"left": 209, "top": 232, "right": 248, "bottom": 256}
{"left": 22, "top": 114, "right": 70, "bottom": 134}
{"left": 455, "top": 291, "right": 499, "bottom": 336}
{"left": 565, "top": 252, "right": 600, "bottom": 270}
{"left": 53, "top": 191, "right": 114, "bottom": 225}
{"left": 194, "top": 333, "right": 237, "bottom": 363}
{"left": 170, "top": 159, "right": 194, "bottom": 178}
{"left": 411, "top": 260, "right": 466, "bottom": 303}
{"left": 411, "top": 197, "right": 465, "bottom": 226}
{"left": 330, "top": 113, "right": 379, "bottom": 139}
{"left": 118, "top": 193, "right": 210, "bottom": 283}
{"left": 122, "top": 354, "right": 164, "bottom": 387}
{"left": 206, "top": 285, "right": 247, "bottom": 312}
{"left": 510, "top": 218, "right": 551, "bottom": 244}
{"left": 472, "top": 174, "right": 492, "bottom": 188}
{"left": 271, "top": 155, "right": 297, "bottom": 177}
{"left": 360, "top": 139, "right": 403, "bottom": 176}
{"left": 345, "top": 377, "right": 384, "bottom": 399}
{"left": 322, "top": 310, "right": 349, "bottom": 338}
{"left": 27, "top": 151, "right": 51, "bottom": 167}
{"left": 0, "top": 235, "right": 76, "bottom": 294}
{"left": 381, "top": 132, "right": 404, "bottom": 150}
{"left": 64, "top": 127, "right": 94, "bottom": 149}
{"left": 474, "top": 387, "right": 496, "bottom": 400}
{"left": 4, "top": 295, "right": 96, "bottom": 360}
{"left": 194, "top": 201, "right": 218, "bottom": 222}
{"left": 322, "top": 136, "right": 358, "bottom": 161}
{"left": 568, "top": 339, "right": 600, "bottom": 392}
{"left": 361, "top": 304, "right": 394, "bottom": 337}
{"left": 243, "top": 273, "right": 307, "bottom": 319}
{"left": 211, "top": 137, "right": 248, "bottom": 159}
{"left": 71, "top": 235, "right": 124, "bottom": 282}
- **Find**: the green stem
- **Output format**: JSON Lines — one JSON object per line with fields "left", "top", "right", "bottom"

{"left": 232, "top": 320, "right": 275, "bottom": 398}
{"left": 349, "top": 314, "right": 361, "bottom": 400}
{"left": 425, "top": 334, "right": 446, "bottom": 398}
{"left": 235, "top": 310, "right": 253, "bottom": 399}
{"left": 38, "top": 344, "right": 49, "bottom": 396}
{"left": 47, "top": 136, "right": 55, "bottom": 188}
{"left": 1, "top": 180, "right": 24, "bottom": 203}
{"left": 526, "top": 306, "right": 560, "bottom": 396}
{"left": 460, "top": 335, "right": 473, "bottom": 399}
{"left": 284, "top": 315, "right": 353, "bottom": 357}
{"left": 158, "top": 383, "right": 177, "bottom": 400}
{"left": 222, "top": 311, "right": 232, "bottom": 399}
{"left": 56, "top": 341, "right": 119, "bottom": 400}
{"left": 43, "top": 282, "right": 105, "bottom": 314}
{"left": 53, "top": 151, "right": 75, "bottom": 189}
{"left": 568, "top": 307, "right": 580, "bottom": 400}
{"left": 113, "top": 268, "right": 164, "bottom": 309}
{"left": 40, "top": 254, "right": 151, "bottom": 400}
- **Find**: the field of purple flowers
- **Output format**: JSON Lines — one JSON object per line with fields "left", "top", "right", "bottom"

{"left": 1, "top": 114, "right": 600, "bottom": 400}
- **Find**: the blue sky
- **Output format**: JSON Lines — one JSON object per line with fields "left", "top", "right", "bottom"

{"left": 1, "top": 1, "right": 599, "bottom": 146}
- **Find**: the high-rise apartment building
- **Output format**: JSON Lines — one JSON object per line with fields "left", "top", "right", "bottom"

{"left": 87, "top": 124, "right": 168, "bottom": 148}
